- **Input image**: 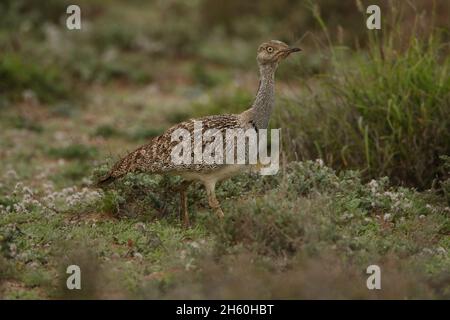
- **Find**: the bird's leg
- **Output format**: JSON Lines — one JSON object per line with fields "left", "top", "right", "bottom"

{"left": 180, "top": 189, "right": 189, "bottom": 227}
{"left": 204, "top": 181, "right": 224, "bottom": 219}
{"left": 174, "top": 180, "right": 192, "bottom": 227}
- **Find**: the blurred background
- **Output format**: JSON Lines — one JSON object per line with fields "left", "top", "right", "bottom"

{"left": 1, "top": 0, "right": 449, "bottom": 187}
{"left": 0, "top": 0, "right": 449, "bottom": 299}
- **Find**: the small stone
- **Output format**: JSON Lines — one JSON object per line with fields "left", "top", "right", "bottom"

{"left": 134, "top": 252, "right": 143, "bottom": 260}
{"left": 383, "top": 213, "right": 391, "bottom": 221}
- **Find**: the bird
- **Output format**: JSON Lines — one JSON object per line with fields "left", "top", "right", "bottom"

{"left": 97, "top": 40, "right": 301, "bottom": 226}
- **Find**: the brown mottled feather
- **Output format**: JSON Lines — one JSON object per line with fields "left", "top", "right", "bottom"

{"left": 97, "top": 113, "right": 252, "bottom": 185}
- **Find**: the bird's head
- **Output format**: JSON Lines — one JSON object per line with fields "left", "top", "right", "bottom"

{"left": 256, "top": 40, "right": 301, "bottom": 66}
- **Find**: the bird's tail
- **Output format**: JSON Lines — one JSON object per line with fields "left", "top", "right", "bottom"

{"left": 96, "top": 173, "right": 117, "bottom": 187}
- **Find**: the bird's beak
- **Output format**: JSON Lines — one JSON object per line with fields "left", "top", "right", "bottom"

{"left": 279, "top": 47, "right": 302, "bottom": 59}
{"left": 286, "top": 47, "right": 302, "bottom": 55}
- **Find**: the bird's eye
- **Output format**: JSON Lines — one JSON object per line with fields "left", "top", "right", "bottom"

{"left": 266, "top": 46, "right": 274, "bottom": 53}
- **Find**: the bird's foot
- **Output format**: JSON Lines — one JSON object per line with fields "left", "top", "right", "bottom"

{"left": 215, "top": 208, "right": 224, "bottom": 219}
{"left": 182, "top": 218, "right": 191, "bottom": 228}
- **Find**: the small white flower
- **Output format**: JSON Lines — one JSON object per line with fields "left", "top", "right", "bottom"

{"left": 9, "top": 243, "right": 17, "bottom": 257}
{"left": 5, "top": 169, "right": 18, "bottom": 180}
{"left": 22, "top": 186, "right": 33, "bottom": 195}
{"left": 341, "top": 212, "right": 354, "bottom": 220}
{"left": 404, "top": 201, "right": 412, "bottom": 209}
{"left": 134, "top": 222, "right": 146, "bottom": 231}
{"left": 14, "top": 182, "right": 24, "bottom": 193}
{"left": 190, "top": 241, "right": 200, "bottom": 249}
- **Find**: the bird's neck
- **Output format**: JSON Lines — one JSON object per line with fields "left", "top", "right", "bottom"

{"left": 251, "top": 63, "right": 277, "bottom": 129}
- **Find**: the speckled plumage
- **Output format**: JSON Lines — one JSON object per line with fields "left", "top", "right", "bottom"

{"left": 98, "top": 40, "right": 301, "bottom": 225}
{"left": 103, "top": 114, "right": 248, "bottom": 179}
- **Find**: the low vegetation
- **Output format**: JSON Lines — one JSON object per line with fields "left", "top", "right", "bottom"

{"left": 0, "top": 0, "right": 449, "bottom": 299}
{"left": 1, "top": 161, "right": 449, "bottom": 298}
{"left": 275, "top": 32, "right": 450, "bottom": 188}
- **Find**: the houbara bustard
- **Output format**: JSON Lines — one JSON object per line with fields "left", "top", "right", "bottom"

{"left": 98, "top": 40, "right": 301, "bottom": 226}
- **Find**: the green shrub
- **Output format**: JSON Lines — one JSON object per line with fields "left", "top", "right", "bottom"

{"left": 128, "top": 127, "right": 165, "bottom": 141}
{"left": 47, "top": 144, "right": 97, "bottom": 161}
{"left": 9, "top": 116, "right": 43, "bottom": 133}
{"left": 60, "top": 163, "right": 91, "bottom": 181}
{"left": 211, "top": 161, "right": 449, "bottom": 259}
{"left": 190, "top": 63, "right": 231, "bottom": 88}
{"left": 0, "top": 54, "right": 70, "bottom": 104}
{"left": 0, "top": 0, "right": 72, "bottom": 29}
{"left": 93, "top": 125, "right": 121, "bottom": 139}
{"left": 214, "top": 191, "right": 307, "bottom": 256}
{"left": 99, "top": 190, "right": 123, "bottom": 215}
{"left": 277, "top": 32, "right": 450, "bottom": 188}
{"left": 94, "top": 171, "right": 180, "bottom": 219}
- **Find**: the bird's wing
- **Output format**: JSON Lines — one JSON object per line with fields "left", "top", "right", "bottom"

{"left": 102, "top": 114, "right": 249, "bottom": 182}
